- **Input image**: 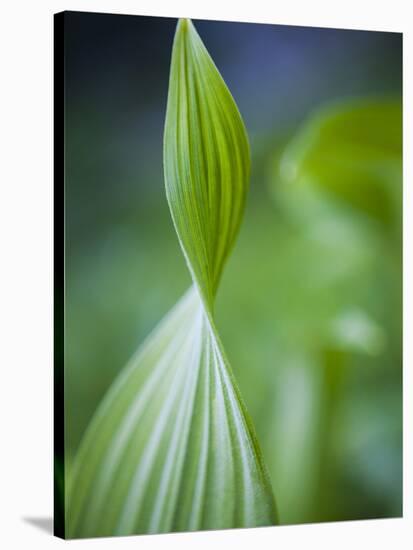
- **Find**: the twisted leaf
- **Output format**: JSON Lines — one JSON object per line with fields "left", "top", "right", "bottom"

{"left": 67, "top": 18, "right": 277, "bottom": 538}
{"left": 164, "top": 19, "right": 250, "bottom": 308}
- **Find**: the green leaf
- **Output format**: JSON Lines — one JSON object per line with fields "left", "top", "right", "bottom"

{"left": 279, "top": 99, "right": 402, "bottom": 230}
{"left": 164, "top": 18, "right": 250, "bottom": 309}
{"left": 67, "top": 19, "right": 277, "bottom": 538}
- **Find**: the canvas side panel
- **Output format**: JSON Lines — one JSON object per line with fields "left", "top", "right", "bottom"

{"left": 54, "top": 10, "right": 66, "bottom": 540}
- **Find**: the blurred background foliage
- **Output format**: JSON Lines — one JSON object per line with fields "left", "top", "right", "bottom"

{"left": 64, "top": 12, "right": 402, "bottom": 525}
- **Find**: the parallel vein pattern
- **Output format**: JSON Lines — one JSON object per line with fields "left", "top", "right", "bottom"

{"left": 68, "top": 19, "right": 277, "bottom": 538}
{"left": 164, "top": 19, "right": 250, "bottom": 308}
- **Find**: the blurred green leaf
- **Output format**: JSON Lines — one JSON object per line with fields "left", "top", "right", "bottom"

{"left": 265, "top": 97, "right": 402, "bottom": 524}
{"left": 327, "top": 308, "right": 386, "bottom": 356}
{"left": 280, "top": 99, "right": 402, "bottom": 230}
{"left": 67, "top": 18, "right": 277, "bottom": 537}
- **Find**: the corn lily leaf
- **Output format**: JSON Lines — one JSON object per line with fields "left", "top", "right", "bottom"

{"left": 164, "top": 19, "right": 250, "bottom": 308}
{"left": 67, "top": 18, "right": 277, "bottom": 538}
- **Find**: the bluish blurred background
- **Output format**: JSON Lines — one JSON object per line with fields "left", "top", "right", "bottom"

{"left": 64, "top": 11, "right": 402, "bottom": 525}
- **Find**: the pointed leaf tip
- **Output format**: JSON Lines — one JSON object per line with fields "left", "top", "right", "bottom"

{"left": 164, "top": 18, "right": 250, "bottom": 308}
